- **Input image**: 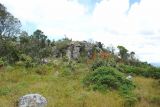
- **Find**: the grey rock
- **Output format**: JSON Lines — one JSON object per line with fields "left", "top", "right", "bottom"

{"left": 126, "top": 75, "right": 132, "bottom": 80}
{"left": 66, "top": 48, "right": 72, "bottom": 61}
{"left": 19, "top": 94, "right": 47, "bottom": 107}
{"left": 41, "top": 58, "right": 49, "bottom": 64}
{"left": 72, "top": 46, "right": 80, "bottom": 59}
{"left": 66, "top": 41, "right": 81, "bottom": 60}
{"left": 65, "top": 41, "right": 100, "bottom": 60}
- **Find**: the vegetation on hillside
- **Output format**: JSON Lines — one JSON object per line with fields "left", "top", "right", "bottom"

{"left": 0, "top": 3, "right": 160, "bottom": 107}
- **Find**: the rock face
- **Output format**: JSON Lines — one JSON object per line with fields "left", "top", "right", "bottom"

{"left": 65, "top": 41, "right": 103, "bottom": 60}
{"left": 66, "top": 46, "right": 72, "bottom": 60}
{"left": 19, "top": 94, "right": 47, "bottom": 107}
{"left": 72, "top": 45, "right": 81, "bottom": 59}
{"left": 66, "top": 41, "right": 81, "bottom": 60}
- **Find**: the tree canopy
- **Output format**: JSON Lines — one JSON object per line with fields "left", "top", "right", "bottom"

{"left": 0, "top": 3, "right": 21, "bottom": 39}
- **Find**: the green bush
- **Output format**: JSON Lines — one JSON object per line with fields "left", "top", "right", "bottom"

{"left": 19, "top": 54, "right": 34, "bottom": 68}
{"left": 91, "top": 57, "right": 117, "bottom": 71}
{"left": 117, "top": 64, "right": 137, "bottom": 74}
{"left": 83, "top": 66, "right": 134, "bottom": 91}
{"left": 62, "top": 56, "right": 69, "bottom": 62}
{"left": 34, "top": 65, "right": 50, "bottom": 75}
{"left": 15, "top": 61, "right": 25, "bottom": 66}
{"left": 117, "top": 64, "right": 160, "bottom": 79}
{"left": 60, "top": 61, "right": 76, "bottom": 76}
{"left": 119, "top": 83, "right": 137, "bottom": 106}
{"left": 0, "top": 57, "right": 4, "bottom": 67}
{"left": 61, "top": 67, "right": 71, "bottom": 76}
{"left": 148, "top": 67, "right": 160, "bottom": 79}
{"left": 91, "top": 59, "right": 108, "bottom": 70}
{"left": 67, "top": 61, "right": 76, "bottom": 71}
{"left": 123, "top": 95, "right": 137, "bottom": 107}
{"left": 0, "top": 87, "right": 12, "bottom": 96}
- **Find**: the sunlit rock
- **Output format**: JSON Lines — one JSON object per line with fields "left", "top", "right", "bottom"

{"left": 126, "top": 75, "right": 132, "bottom": 80}
{"left": 19, "top": 94, "right": 47, "bottom": 107}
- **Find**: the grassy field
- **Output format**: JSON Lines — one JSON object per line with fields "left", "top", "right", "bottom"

{"left": 0, "top": 61, "right": 159, "bottom": 107}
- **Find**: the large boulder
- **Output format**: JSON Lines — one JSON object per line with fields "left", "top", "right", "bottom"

{"left": 72, "top": 45, "right": 81, "bottom": 59}
{"left": 19, "top": 94, "right": 47, "bottom": 107}
{"left": 66, "top": 41, "right": 81, "bottom": 60}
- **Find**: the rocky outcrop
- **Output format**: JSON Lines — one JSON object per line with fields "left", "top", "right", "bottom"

{"left": 66, "top": 41, "right": 81, "bottom": 60}
{"left": 52, "top": 40, "right": 103, "bottom": 60}
{"left": 65, "top": 41, "right": 103, "bottom": 60}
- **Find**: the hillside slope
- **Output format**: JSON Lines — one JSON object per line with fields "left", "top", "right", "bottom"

{"left": 0, "top": 60, "right": 159, "bottom": 107}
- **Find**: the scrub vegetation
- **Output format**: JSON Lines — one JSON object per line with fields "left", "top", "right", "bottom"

{"left": 0, "top": 3, "right": 160, "bottom": 107}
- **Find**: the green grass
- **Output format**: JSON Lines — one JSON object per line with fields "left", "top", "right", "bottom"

{"left": 0, "top": 61, "right": 159, "bottom": 107}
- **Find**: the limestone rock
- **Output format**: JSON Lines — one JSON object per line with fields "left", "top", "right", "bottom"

{"left": 19, "top": 94, "right": 47, "bottom": 107}
{"left": 126, "top": 75, "right": 132, "bottom": 80}
{"left": 66, "top": 41, "right": 81, "bottom": 60}
{"left": 72, "top": 45, "right": 81, "bottom": 59}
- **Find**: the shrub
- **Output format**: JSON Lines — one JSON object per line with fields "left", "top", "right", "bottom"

{"left": 91, "top": 59, "right": 108, "bottom": 70}
{"left": 117, "top": 64, "right": 138, "bottom": 74}
{"left": 0, "top": 87, "right": 12, "bottom": 96}
{"left": 62, "top": 56, "right": 69, "bottom": 62}
{"left": 117, "top": 64, "right": 160, "bottom": 79}
{"left": 119, "top": 83, "right": 137, "bottom": 106}
{"left": 4, "top": 65, "right": 14, "bottom": 72}
{"left": 83, "top": 66, "right": 134, "bottom": 91}
{"left": 60, "top": 61, "right": 77, "bottom": 76}
{"left": 148, "top": 67, "right": 160, "bottom": 79}
{"left": 19, "top": 54, "right": 34, "bottom": 68}
{"left": 91, "top": 57, "right": 117, "bottom": 71}
{"left": 123, "top": 95, "right": 137, "bottom": 107}
{"left": 34, "top": 65, "right": 50, "bottom": 75}
{"left": 0, "top": 57, "right": 4, "bottom": 68}
{"left": 15, "top": 61, "right": 25, "bottom": 66}
{"left": 61, "top": 67, "right": 71, "bottom": 76}
{"left": 67, "top": 61, "right": 76, "bottom": 71}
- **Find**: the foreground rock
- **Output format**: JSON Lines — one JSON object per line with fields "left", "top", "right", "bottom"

{"left": 19, "top": 94, "right": 47, "bottom": 107}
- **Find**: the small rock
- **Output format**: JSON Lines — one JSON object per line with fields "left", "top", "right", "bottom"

{"left": 19, "top": 94, "right": 47, "bottom": 107}
{"left": 126, "top": 75, "right": 132, "bottom": 80}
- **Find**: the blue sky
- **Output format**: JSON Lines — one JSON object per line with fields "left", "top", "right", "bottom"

{"left": 78, "top": 0, "right": 102, "bottom": 13}
{"left": 129, "top": 0, "right": 140, "bottom": 6}
{"left": 78, "top": 0, "right": 140, "bottom": 12}
{"left": 1, "top": 0, "right": 160, "bottom": 65}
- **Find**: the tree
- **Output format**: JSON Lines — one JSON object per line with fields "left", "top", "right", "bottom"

{"left": 0, "top": 3, "right": 21, "bottom": 64}
{"left": 51, "top": 39, "right": 55, "bottom": 47}
{"left": 47, "top": 39, "right": 51, "bottom": 46}
{"left": 19, "top": 31, "right": 30, "bottom": 53}
{"left": 130, "top": 51, "right": 135, "bottom": 60}
{"left": 96, "top": 42, "right": 103, "bottom": 49}
{"left": 128, "top": 51, "right": 139, "bottom": 66}
{"left": 55, "top": 37, "right": 72, "bottom": 57}
{"left": 117, "top": 45, "right": 128, "bottom": 61}
{"left": 26, "top": 29, "right": 53, "bottom": 63}
{"left": 106, "top": 45, "right": 115, "bottom": 54}
{"left": 31, "top": 29, "right": 47, "bottom": 48}
{"left": 0, "top": 40, "right": 20, "bottom": 64}
{"left": 0, "top": 3, "right": 21, "bottom": 39}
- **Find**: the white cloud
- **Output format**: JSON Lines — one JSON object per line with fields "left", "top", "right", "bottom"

{"left": 1, "top": 0, "right": 160, "bottom": 63}
{"left": 90, "top": 0, "right": 160, "bottom": 63}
